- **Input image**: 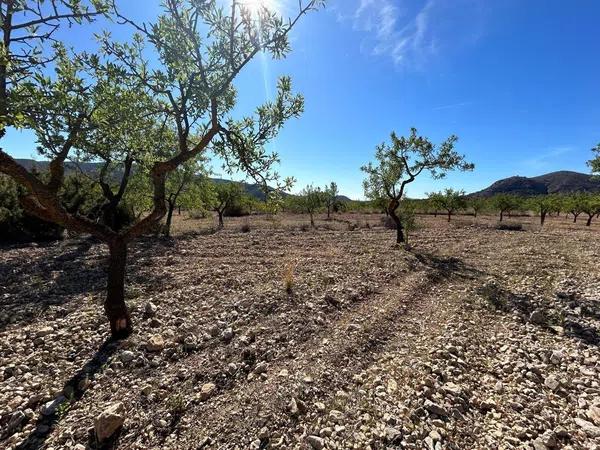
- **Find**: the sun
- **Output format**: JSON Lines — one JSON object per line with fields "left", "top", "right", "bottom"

{"left": 242, "top": 0, "right": 281, "bottom": 15}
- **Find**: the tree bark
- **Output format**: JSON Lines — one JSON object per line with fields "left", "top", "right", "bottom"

{"left": 105, "top": 239, "right": 132, "bottom": 339}
{"left": 218, "top": 210, "right": 224, "bottom": 228}
{"left": 586, "top": 215, "right": 593, "bottom": 227}
{"left": 389, "top": 209, "right": 405, "bottom": 243}
{"left": 310, "top": 212, "right": 315, "bottom": 228}
{"left": 573, "top": 214, "right": 578, "bottom": 223}
{"left": 447, "top": 210, "right": 451, "bottom": 222}
{"left": 164, "top": 201, "right": 175, "bottom": 237}
{"left": 541, "top": 211, "right": 546, "bottom": 226}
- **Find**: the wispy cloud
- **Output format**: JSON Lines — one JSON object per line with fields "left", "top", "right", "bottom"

{"left": 523, "top": 146, "right": 576, "bottom": 172}
{"left": 432, "top": 101, "right": 473, "bottom": 111}
{"left": 345, "top": 0, "right": 487, "bottom": 68}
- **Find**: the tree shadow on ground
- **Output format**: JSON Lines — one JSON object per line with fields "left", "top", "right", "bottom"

{"left": 0, "top": 236, "right": 176, "bottom": 332}
{"left": 14, "top": 338, "right": 120, "bottom": 450}
{"left": 478, "top": 282, "right": 600, "bottom": 346}
{"left": 409, "top": 249, "right": 484, "bottom": 282}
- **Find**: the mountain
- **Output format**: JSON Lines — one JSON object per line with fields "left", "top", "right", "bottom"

{"left": 471, "top": 171, "right": 600, "bottom": 197}
{"left": 12, "top": 159, "right": 354, "bottom": 202}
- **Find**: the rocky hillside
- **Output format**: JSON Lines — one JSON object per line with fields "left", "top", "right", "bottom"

{"left": 472, "top": 171, "right": 600, "bottom": 197}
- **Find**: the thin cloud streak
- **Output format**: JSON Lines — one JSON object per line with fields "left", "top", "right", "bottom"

{"left": 346, "top": 0, "right": 487, "bottom": 68}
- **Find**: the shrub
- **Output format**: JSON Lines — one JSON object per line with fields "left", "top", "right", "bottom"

{"left": 495, "top": 222, "right": 523, "bottom": 231}
{"left": 189, "top": 208, "right": 210, "bottom": 219}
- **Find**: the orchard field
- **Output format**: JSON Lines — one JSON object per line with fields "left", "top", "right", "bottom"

{"left": 1, "top": 213, "right": 599, "bottom": 449}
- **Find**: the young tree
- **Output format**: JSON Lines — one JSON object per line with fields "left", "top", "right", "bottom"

{"left": 490, "top": 194, "right": 519, "bottom": 222}
{"left": 566, "top": 193, "right": 587, "bottom": 223}
{"left": 163, "top": 159, "right": 207, "bottom": 237}
{"left": 528, "top": 195, "right": 559, "bottom": 226}
{"left": 361, "top": 128, "right": 473, "bottom": 243}
{"left": 579, "top": 194, "right": 600, "bottom": 227}
{"left": 323, "top": 181, "right": 339, "bottom": 219}
{"left": 299, "top": 184, "right": 324, "bottom": 228}
{"left": 427, "top": 188, "right": 467, "bottom": 222}
{"left": 209, "top": 182, "right": 245, "bottom": 229}
{"left": 469, "top": 197, "right": 486, "bottom": 218}
{"left": 0, "top": 0, "right": 323, "bottom": 339}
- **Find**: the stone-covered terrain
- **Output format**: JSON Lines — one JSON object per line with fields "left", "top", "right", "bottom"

{"left": 1, "top": 214, "right": 599, "bottom": 449}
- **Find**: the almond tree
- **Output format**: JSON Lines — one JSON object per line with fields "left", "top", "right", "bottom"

{"left": 528, "top": 195, "right": 559, "bottom": 226}
{"left": 0, "top": 0, "right": 323, "bottom": 339}
{"left": 469, "top": 197, "right": 486, "bottom": 218}
{"left": 209, "top": 181, "right": 245, "bottom": 229}
{"left": 299, "top": 184, "right": 324, "bottom": 227}
{"left": 324, "top": 181, "right": 338, "bottom": 219}
{"left": 490, "top": 194, "right": 519, "bottom": 222}
{"left": 361, "top": 128, "right": 473, "bottom": 243}
{"left": 427, "top": 188, "right": 467, "bottom": 222}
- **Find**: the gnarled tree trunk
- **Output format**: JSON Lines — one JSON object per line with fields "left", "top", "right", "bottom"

{"left": 388, "top": 203, "right": 405, "bottom": 243}
{"left": 105, "top": 239, "right": 132, "bottom": 339}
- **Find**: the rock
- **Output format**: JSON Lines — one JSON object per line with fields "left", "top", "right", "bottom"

{"left": 222, "top": 327, "right": 234, "bottom": 343}
{"left": 307, "top": 435, "right": 325, "bottom": 449}
{"left": 40, "top": 395, "right": 66, "bottom": 416}
{"left": 588, "top": 405, "right": 600, "bottom": 426}
{"left": 254, "top": 361, "right": 268, "bottom": 374}
{"left": 424, "top": 400, "right": 448, "bottom": 417}
{"left": 549, "top": 350, "right": 563, "bottom": 365}
{"left": 539, "top": 430, "right": 557, "bottom": 448}
{"left": 36, "top": 326, "right": 54, "bottom": 338}
{"left": 144, "top": 302, "right": 158, "bottom": 317}
{"left": 200, "top": 383, "right": 217, "bottom": 401}
{"left": 7, "top": 410, "right": 26, "bottom": 434}
{"left": 385, "top": 426, "right": 402, "bottom": 444}
{"left": 329, "top": 409, "right": 344, "bottom": 422}
{"left": 120, "top": 350, "right": 135, "bottom": 363}
{"left": 288, "top": 397, "right": 299, "bottom": 416}
{"left": 94, "top": 402, "right": 125, "bottom": 442}
{"left": 146, "top": 335, "right": 165, "bottom": 352}
{"left": 544, "top": 375, "right": 560, "bottom": 391}
{"left": 574, "top": 418, "right": 600, "bottom": 438}
{"left": 532, "top": 438, "right": 548, "bottom": 450}
{"left": 529, "top": 310, "right": 545, "bottom": 325}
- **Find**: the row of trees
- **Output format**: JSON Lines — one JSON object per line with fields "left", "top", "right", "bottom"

{"left": 422, "top": 190, "right": 600, "bottom": 226}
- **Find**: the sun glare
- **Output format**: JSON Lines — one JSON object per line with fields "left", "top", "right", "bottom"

{"left": 243, "top": 0, "right": 281, "bottom": 15}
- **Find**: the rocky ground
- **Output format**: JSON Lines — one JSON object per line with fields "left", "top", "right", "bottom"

{"left": 0, "top": 214, "right": 599, "bottom": 450}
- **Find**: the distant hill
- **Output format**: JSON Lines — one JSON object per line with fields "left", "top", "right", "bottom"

{"left": 12, "top": 159, "right": 354, "bottom": 202}
{"left": 471, "top": 171, "right": 600, "bottom": 197}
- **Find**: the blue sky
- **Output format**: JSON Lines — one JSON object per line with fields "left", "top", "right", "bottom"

{"left": 4, "top": 0, "right": 600, "bottom": 199}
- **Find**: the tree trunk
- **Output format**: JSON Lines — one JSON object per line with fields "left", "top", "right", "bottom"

{"left": 447, "top": 210, "right": 451, "bottom": 222}
{"left": 500, "top": 211, "right": 504, "bottom": 222}
{"left": 218, "top": 210, "right": 224, "bottom": 228}
{"left": 586, "top": 215, "right": 592, "bottom": 227}
{"left": 540, "top": 211, "right": 546, "bottom": 226}
{"left": 310, "top": 212, "right": 315, "bottom": 228}
{"left": 389, "top": 209, "right": 405, "bottom": 243}
{"left": 164, "top": 201, "right": 175, "bottom": 237}
{"left": 178, "top": 205, "right": 181, "bottom": 215}
{"left": 573, "top": 214, "right": 578, "bottom": 223}
{"left": 105, "top": 239, "right": 132, "bottom": 340}
{"left": 327, "top": 206, "right": 331, "bottom": 220}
